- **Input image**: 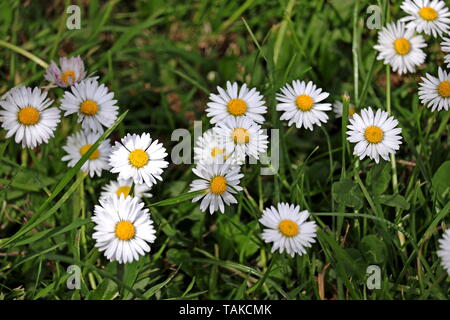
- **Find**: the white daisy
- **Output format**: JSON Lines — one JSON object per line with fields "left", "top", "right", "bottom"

{"left": 259, "top": 203, "right": 317, "bottom": 257}
{"left": 441, "top": 37, "right": 450, "bottom": 68}
{"left": 60, "top": 78, "right": 118, "bottom": 133}
{"left": 213, "top": 117, "right": 268, "bottom": 164}
{"left": 109, "top": 133, "right": 169, "bottom": 188}
{"left": 44, "top": 56, "right": 87, "bottom": 88}
{"left": 205, "top": 81, "right": 267, "bottom": 125}
{"left": 194, "top": 129, "right": 230, "bottom": 165}
{"left": 62, "top": 130, "right": 112, "bottom": 177}
{"left": 92, "top": 195, "right": 156, "bottom": 264}
{"left": 100, "top": 178, "right": 153, "bottom": 201}
{"left": 0, "top": 86, "right": 60, "bottom": 148}
{"left": 437, "top": 229, "right": 450, "bottom": 276}
{"left": 276, "top": 80, "right": 332, "bottom": 130}
{"left": 189, "top": 162, "right": 243, "bottom": 214}
{"left": 347, "top": 107, "right": 403, "bottom": 163}
{"left": 400, "top": 0, "right": 450, "bottom": 38}
{"left": 374, "top": 21, "right": 427, "bottom": 75}
{"left": 333, "top": 100, "right": 357, "bottom": 119}
{"left": 419, "top": 67, "right": 450, "bottom": 111}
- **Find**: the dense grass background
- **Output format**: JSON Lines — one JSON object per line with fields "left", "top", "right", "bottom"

{"left": 0, "top": 0, "right": 449, "bottom": 300}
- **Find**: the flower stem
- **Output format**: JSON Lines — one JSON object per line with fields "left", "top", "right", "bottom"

{"left": 0, "top": 40, "right": 48, "bottom": 69}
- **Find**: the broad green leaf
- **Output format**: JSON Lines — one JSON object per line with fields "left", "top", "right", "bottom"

{"left": 332, "top": 178, "right": 363, "bottom": 209}
{"left": 432, "top": 161, "right": 450, "bottom": 198}
{"left": 359, "top": 235, "right": 387, "bottom": 264}
{"left": 376, "top": 194, "right": 410, "bottom": 210}
{"left": 366, "top": 162, "right": 390, "bottom": 195}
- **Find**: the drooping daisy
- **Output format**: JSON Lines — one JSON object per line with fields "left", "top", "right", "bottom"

{"left": 374, "top": 21, "right": 426, "bottom": 75}
{"left": 109, "top": 133, "right": 169, "bottom": 188}
{"left": 259, "top": 203, "right": 317, "bottom": 257}
{"left": 441, "top": 37, "right": 450, "bottom": 68}
{"left": 60, "top": 78, "right": 118, "bottom": 133}
{"left": 0, "top": 86, "right": 60, "bottom": 148}
{"left": 189, "top": 162, "right": 243, "bottom": 214}
{"left": 400, "top": 0, "right": 450, "bottom": 38}
{"left": 333, "top": 100, "right": 357, "bottom": 119}
{"left": 194, "top": 129, "right": 230, "bottom": 165}
{"left": 276, "top": 80, "right": 332, "bottom": 130}
{"left": 419, "top": 67, "right": 450, "bottom": 111}
{"left": 347, "top": 107, "right": 403, "bottom": 163}
{"left": 205, "top": 81, "right": 267, "bottom": 125}
{"left": 62, "top": 130, "right": 112, "bottom": 177}
{"left": 92, "top": 195, "right": 156, "bottom": 264}
{"left": 213, "top": 117, "right": 268, "bottom": 164}
{"left": 100, "top": 178, "right": 153, "bottom": 201}
{"left": 44, "top": 56, "right": 87, "bottom": 88}
{"left": 437, "top": 229, "right": 450, "bottom": 276}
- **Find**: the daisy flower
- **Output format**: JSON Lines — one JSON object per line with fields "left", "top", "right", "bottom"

{"left": 194, "top": 129, "right": 230, "bottom": 165}
{"left": 44, "top": 56, "right": 87, "bottom": 88}
{"left": 333, "top": 100, "right": 357, "bottom": 118}
{"left": 100, "top": 178, "right": 153, "bottom": 201}
{"left": 205, "top": 81, "right": 267, "bottom": 125}
{"left": 0, "top": 86, "right": 60, "bottom": 148}
{"left": 92, "top": 195, "right": 156, "bottom": 264}
{"left": 276, "top": 80, "right": 332, "bottom": 130}
{"left": 442, "top": 37, "right": 450, "bottom": 68}
{"left": 347, "top": 107, "right": 403, "bottom": 163}
{"left": 437, "top": 229, "right": 450, "bottom": 276}
{"left": 259, "top": 203, "right": 317, "bottom": 257}
{"left": 189, "top": 162, "right": 243, "bottom": 214}
{"left": 400, "top": 0, "right": 450, "bottom": 38}
{"left": 109, "top": 133, "right": 169, "bottom": 188}
{"left": 213, "top": 117, "right": 269, "bottom": 164}
{"left": 374, "top": 21, "right": 426, "bottom": 75}
{"left": 60, "top": 78, "right": 118, "bottom": 133}
{"left": 419, "top": 67, "right": 450, "bottom": 111}
{"left": 62, "top": 130, "right": 112, "bottom": 177}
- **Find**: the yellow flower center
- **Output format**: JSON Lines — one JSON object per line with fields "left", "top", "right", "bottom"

{"left": 211, "top": 147, "right": 225, "bottom": 158}
{"left": 418, "top": 7, "right": 438, "bottom": 21}
{"left": 232, "top": 128, "right": 250, "bottom": 144}
{"left": 438, "top": 81, "right": 450, "bottom": 98}
{"left": 227, "top": 98, "right": 247, "bottom": 116}
{"left": 17, "top": 106, "right": 40, "bottom": 125}
{"left": 394, "top": 38, "right": 411, "bottom": 56}
{"left": 79, "top": 144, "right": 100, "bottom": 160}
{"left": 116, "top": 186, "right": 132, "bottom": 198}
{"left": 210, "top": 175, "right": 227, "bottom": 195}
{"left": 115, "top": 221, "right": 135, "bottom": 241}
{"left": 295, "top": 94, "right": 314, "bottom": 111}
{"left": 61, "top": 70, "right": 76, "bottom": 84}
{"left": 80, "top": 99, "right": 99, "bottom": 116}
{"left": 278, "top": 219, "right": 299, "bottom": 237}
{"left": 364, "top": 125, "right": 384, "bottom": 144}
{"left": 128, "top": 149, "right": 149, "bottom": 168}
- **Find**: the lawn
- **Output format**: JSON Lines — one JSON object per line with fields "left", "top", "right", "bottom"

{"left": 0, "top": 0, "right": 449, "bottom": 300}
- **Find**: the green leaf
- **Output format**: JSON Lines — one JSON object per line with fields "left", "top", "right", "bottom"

{"left": 87, "top": 279, "right": 118, "bottom": 300}
{"left": 148, "top": 190, "right": 204, "bottom": 207}
{"left": 332, "top": 178, "right": 363, "bottom": 209}
{"left": 366, "top": 162, "right": 390, "bottom": 195}
{"left": 13, "top": 219, "right": 90, "bottom": 247}
{"left": 432, "top": 161, "right": 450, "bottom": 198}
{"left": 359, "top": 235, "right": 387, "bottom": 264}
{"left": 375, "top": 194, "right": 410, "bottom": 210}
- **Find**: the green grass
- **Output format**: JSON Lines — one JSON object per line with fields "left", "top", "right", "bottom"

{"left": 0, "top": 0, "right": 449, "bottom": 300}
